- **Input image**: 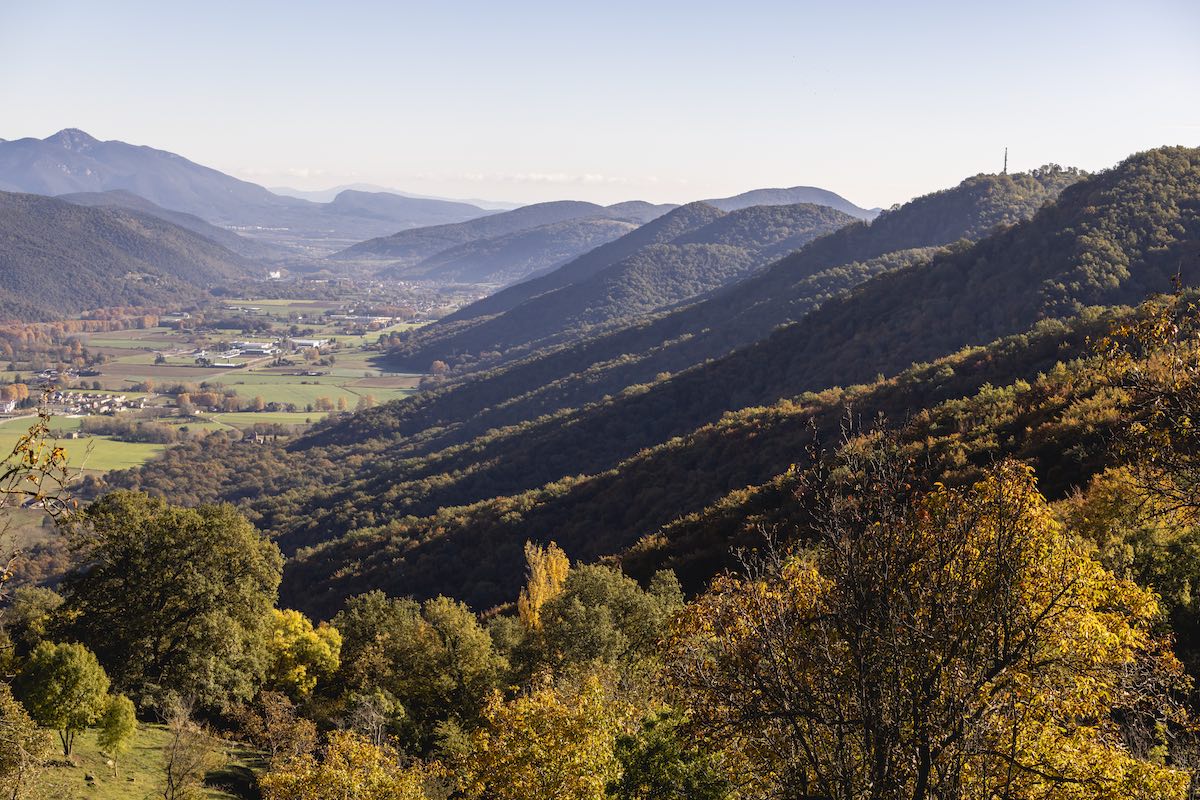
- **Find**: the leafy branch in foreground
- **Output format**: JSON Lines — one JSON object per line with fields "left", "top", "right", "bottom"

{"left": 0, "top": 402, "right": 75, "bottom": 591}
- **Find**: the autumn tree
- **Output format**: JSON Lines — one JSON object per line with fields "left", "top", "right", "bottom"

{"left": 235, "top": 691, "right": 316, "bottom": 765}
{"left": 0, "top": 407, "right": 73, "bottom": 536}
{"left": 517, "top": 541, "right": 569, "bottom": 630}
{"left": 667, "top": 458, "right": 1191, "bottom": 800}
{"left": 264, "top": 609, "right": 342, "bottom": 699}
{"left": 3, "top": 587, "right": 63, "bottom": 657}
{"left": 1060, "top": 466, "right": 1200, "bottom": 674}
{"left": 463, "top": 670, "right": 638, "bottom": 800}
{"left": 60, "top": 491, "right": 282, "bottom": 711}
{"left": 259, "top": 730, "right": 444, "bottom": 800}
{"left": 158, "top": 698, "right": 217, "bottom": 800}
{"left": 96, "top": 694, "right": 137, "bottom": 775}
{"left": 0, "top": 683, "right": 51, "bottom": 800}
{"left": 1102, "top": 291, "right": 1200, "bottom": 518}
{"left": 331, "top": 592, "right": 504, "bottom": 747}
{"left": 524, "top": 565, "right": 682, "bottom": 678}
{"left": 15, "top": 641, "right": 110, "bottom": 756}
{"left": 607, "top": 710, "right": 734, "bottom": 800}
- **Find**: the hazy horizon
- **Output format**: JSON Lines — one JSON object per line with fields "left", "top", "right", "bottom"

{"left": 3, "top": 0, "right": 1198, "bottom": 208}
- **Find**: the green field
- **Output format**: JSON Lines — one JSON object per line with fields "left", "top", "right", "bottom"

{"left": 73, "top": 317, "right": 423, "bottom": 411}
{"left": 208, "top": 411, "right": 323, "bottom": 427}
{"left": 36, "top": 724, "right": 261, "bottom": 800}
{"left": 8, "top": 300, "right": 427, "bottom": 474}
{"left": 0, "top": 416, "right": 166, "bottom": 475}
{"left": 216, "top": 372, "right": 414, "bottom": 407}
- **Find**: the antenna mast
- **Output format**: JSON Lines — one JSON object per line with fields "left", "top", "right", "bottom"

{"left": 1003, "top": 147, "right": 1008, "bottom": 175}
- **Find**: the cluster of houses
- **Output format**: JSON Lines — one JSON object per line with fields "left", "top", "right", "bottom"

{"left": 192, "top": 337, "right": 332, "bottom": 366}
{"left": 48, "top": 391, "right": 145, "bottom": 415}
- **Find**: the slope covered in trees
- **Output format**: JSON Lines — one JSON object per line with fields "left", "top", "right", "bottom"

{"left": 397, "top": 166, "right": 1082, "bottom": 369}
{"left": 12, "top": 329, "right": 1200, "bottom": 798}
{"left": 396, "top": 203, "right": 856, "bottom": 362}
{"left": 310, "top": 166, "right": 1081, "bottom": 461}
{"left": 335, "top": 200, "right": 671, "bottom": 266}
{"left": 0, "top": 191, "right": 255, "bottom": 321}
{"left": 702, "top": 184, "right": 879, "bottom": 218}
{"left": 58, "top": 188, "right": 284, "bottom": 259}
{"left": 109, "top": 147, "right": 1200, "bottom": 612}
{"left": 439, "top": 202, "right": 728, "bottom": 323}
{"left": 380, "top": 217, "right": 641, "bottom": 285}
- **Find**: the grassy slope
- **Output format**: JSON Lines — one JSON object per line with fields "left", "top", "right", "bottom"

{"left": 35, "top": 725, "right": 261, "bottom": 800}
{"left": 0, "top": 417, "right": 167, "bottom": 474}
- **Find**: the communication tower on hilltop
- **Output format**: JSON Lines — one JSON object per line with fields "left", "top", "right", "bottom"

{"left": 1003, "top": 147, "right": 1008, "bottom": 175}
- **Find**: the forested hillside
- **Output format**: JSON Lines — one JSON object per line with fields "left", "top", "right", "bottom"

{"left": 335, "top": 200, "right": 670, "bottom": 267}
{"left": 395, "top": 166, "right": 1082, "bottom": 371}
{"left": 380, "top": 217, "right": 640, "bottom": 285}
{"left": 107, "top": 147, "right": 1200, "bottom": 613}
{"left": 303, "top": 166, "right": 1080, "bottom": 464}
{"left": 439, "top": 202, "right": 727, "bottom": 323}
{"left": 396, "top": 203, "right": 856, "bottom": 362}
{"left": 0, "top": 191, "right": 253, "bottom": 321}
{"left": 702, "top": 184, "right": 878, "bottom": 218}
{"left": 59, "top": 189, "right": 284, "bottom": 259}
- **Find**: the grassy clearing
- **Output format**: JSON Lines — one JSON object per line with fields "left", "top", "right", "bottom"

{"left": 0, "top": 417, "right": 166, "bottom": 474}
{"left": 207, "top": 411, "right": 324, "bottom": 428}
{"left": 35, "top": 724, "right": 262, "bottom": 800}
{"left": 215, "top": 374, "right": 413, "bottom": 407}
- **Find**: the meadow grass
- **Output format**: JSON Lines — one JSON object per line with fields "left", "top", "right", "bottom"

{"left": 36, "top": 724, "right": 263, "bottom": 800}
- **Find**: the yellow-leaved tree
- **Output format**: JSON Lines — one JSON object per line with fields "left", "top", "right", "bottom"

{"left": 517, "top": 541, "right": 569, "bottom": 630}
{"left": 667, "top": 457, "right": 1191, "bottom": 800}
{"left": 265, "top": 609, "right": 342, "bottom": 699}
{"left": 462, "top": 670, "right": 640, "bottom": 800}
{"left": 260, "top": 730, "right": 444, "bottom": 800}
{"left": 1101, "top": 290, "right": 1200, "bottom": 519}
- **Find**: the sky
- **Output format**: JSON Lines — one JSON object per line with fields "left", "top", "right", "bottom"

{"left": 2, "top": 0, "right": 1198, "bottom": 209}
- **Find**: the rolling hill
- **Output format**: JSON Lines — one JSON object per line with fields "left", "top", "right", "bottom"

{"left": 335, "top": 200, "right": 673, "bottom": 267}
{"left": 703, "top": 185, "right": 879, "bottom": 219}
{"left": 58, "top": 189, "right": 284, "bottom": 260}
{"left": 435, "top": 202, "right": 729, "bottom": 323}
{"left": 383, "top": 217, "right": 642, "bottom": 285}
{"left": 394, "top": 202, "right": 857, "bottom": 362}
{"left": 0, "top": 190, "right": 255, "bottom": 321}
{"left": 324, "top": 188, "right": 496, "bottom": 226}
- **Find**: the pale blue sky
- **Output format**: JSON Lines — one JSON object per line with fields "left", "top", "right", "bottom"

{"left": 2, "top": 0, "right": 1197, "bottom": 207}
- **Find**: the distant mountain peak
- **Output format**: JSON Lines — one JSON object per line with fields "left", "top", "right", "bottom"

{"left": 46, "top": 128, "right": 99, "bottom": 151}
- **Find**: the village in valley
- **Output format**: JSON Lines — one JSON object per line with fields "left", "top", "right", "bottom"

{"left": 0, "top": 285, "right": 439, "bottom": 480}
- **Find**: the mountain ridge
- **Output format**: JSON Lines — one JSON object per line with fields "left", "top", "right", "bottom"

{"left": 0, "top": 129, "right": 496, "bottom": 252}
